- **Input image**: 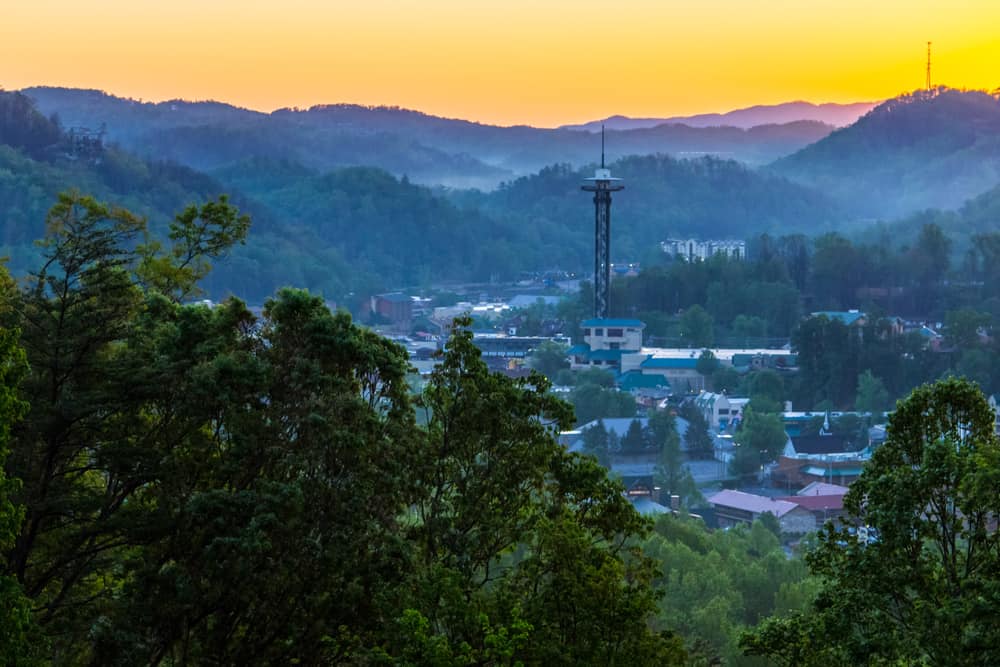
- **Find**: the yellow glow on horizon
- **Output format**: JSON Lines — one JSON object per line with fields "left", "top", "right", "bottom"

{"left": 2, "top": 0, "right": 998, "bottom": 126}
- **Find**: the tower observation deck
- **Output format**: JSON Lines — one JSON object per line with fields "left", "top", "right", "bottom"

{"left": 581, "top": 127, "right": 624, "bottom": 319}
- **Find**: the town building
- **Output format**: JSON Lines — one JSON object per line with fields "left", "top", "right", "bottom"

{"left": 369, "top": 292, "right": 413, "bottom": 332}
{"left": 772, "top": 431, "right": 870, "bottom": 488}
{"left": 568, "top": 318, "right": 645, "bottom": 372}
{"left": 707, "top": 489, "right": 816, "bottom": 534}
{"left": 661, "top": 238, "right": 746, "bottom": 262}
{"left": 694, "top": 391, "right": 751, "bottom": 432}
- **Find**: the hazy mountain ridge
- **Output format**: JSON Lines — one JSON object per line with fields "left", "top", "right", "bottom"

{"left": 771, "top": 88, "right": 1000, "bottom": 218}
{"left": 24, "top": 86, "right": 836, "bottom": 188}
{"left": 563, "top": 101, "right": 876, "bottom": 131}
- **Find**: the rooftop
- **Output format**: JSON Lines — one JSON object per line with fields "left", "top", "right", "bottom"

{"left": 779, "top": 494, "right": 845, "bottom": 512}
{"left": 707, "top": 489, "right": 802, "bottom": 518}
{"left": 797, "top": 482, "right": 850, "bottom": 496}
{"left": 810, "top": 310, "right": 866, "bottom": 326}
{"left": 582, "top": 318, "right": 645, "bottom": 328}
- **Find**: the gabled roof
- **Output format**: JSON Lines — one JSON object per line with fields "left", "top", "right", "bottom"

{"left": 779, "top": 494, "right": 845, "bottom": 512}
{"left": 797, "top": 482, "right": 849, "bottom": 496}
{"left": 582, "top": 318, "right": 645, "bottom": 328}
{"left": 707, "top": 490, "right": 802, "bottom": 518}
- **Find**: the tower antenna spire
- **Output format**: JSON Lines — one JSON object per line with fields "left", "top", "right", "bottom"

{"left": 926, "top": 41, "right": 932, "bottom": 91}
{"left": 601, "top": 124, "right": 606, "bottom": 168}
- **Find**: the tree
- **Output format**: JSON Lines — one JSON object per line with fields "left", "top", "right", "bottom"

{"left": 621, "top": 418, "right": 647, "bottom": 454}
{"left": 742, "top": 377, "right": 1000, "bottom": 665}
{"left": 582, "top": 419, "right": 610, "bottom": 467}
{"left": 527, "top": 340, "right": 569, "bottom": 379}
{"left": 944, "top": 308, "right": 990, "bottom": 350}
{"left": 854, "top": 369, "right": 890, "bottom": 416}
{"left": 747, "top": 370, "right": 785, "bottom": 413}
{"left": 678, "top": 403, "right": 714, "bottom": 460}
{"left": 695, "top": 349, "right": 720, "bottom": 379}
{"left": 731, "top": 408, "right": 787, "bottom": 477}
{"left": 679, "top": 305, "right": 714, "bottom": 348}
{"left": 0, "top": 321, "right": 41, "bottom": 665}
{"left": 568, "top": 383, "right": 636, "bottom": 426}
{"left": 652, "top": 417, "right": 700, "bottom": 507}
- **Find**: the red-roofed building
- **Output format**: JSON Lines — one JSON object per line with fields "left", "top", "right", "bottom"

{"left": 779, "top": 494, "right": 847, "bottom": 524}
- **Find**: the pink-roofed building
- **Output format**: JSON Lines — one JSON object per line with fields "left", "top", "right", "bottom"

{"left": 708, "top": 489, "right": 816, "bottom": 535}
{"left": 779, "top": 493, "right": 847, "bottom": 525}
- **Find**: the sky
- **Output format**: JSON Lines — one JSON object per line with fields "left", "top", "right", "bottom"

{"left": 2, "top": 0, "right": 998, "bottom": 127}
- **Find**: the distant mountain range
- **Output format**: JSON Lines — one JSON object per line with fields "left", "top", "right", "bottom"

{"left": 562, "top": 101, "right": 876, "bottom": 132}
{"left": 7, "top": 85, "right": 1000, "bottom": 301}
{"left": 23, "top": 87, "right": 835, "bottom": 189}
{"left": 771, "top": 88, "right": 1000, "bottom": 218}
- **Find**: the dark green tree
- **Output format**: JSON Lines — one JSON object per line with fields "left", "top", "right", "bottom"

{"left": 0, "top": 318, "right": 41, "bottom": 665}
{"left": 742, "top": 377, "right": 1000, "bottom": 666}
{"left": 854, "top": 369, "right": 890, "bottom": 416}
{"left": 621, "top": 418, "right": 647, "bottom": 454}
{"left": 582, "top": 419, "right": 610, "bottom": 466}
{"left": 678, "top": 403, "right": 714, "bottom": 460}
{"left": 527, "top": 340, "right": 569, "bottom": 379}
{"left": 679, "top": 305, "right": 714, "bottom": 348}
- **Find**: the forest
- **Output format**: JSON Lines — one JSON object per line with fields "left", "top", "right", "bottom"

{"left": 4, "top": 192, "right": 999, "bottom": 665}
{"left": 0, "top": 191, "right": 832, "bottom": 665}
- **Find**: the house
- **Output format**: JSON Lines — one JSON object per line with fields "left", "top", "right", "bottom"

{"left": 779, "top": 493, "right": 847, "bottom": 525}
{"left": 694, "top": 391, "right": 750, "bottom": 432}
{"left": 707, "top": 489, "right": 816, "bottom": 534}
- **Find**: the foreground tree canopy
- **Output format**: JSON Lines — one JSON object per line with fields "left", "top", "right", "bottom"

{"left": 742, "top": 377, "right": 1000, "bottom": 666}
{"left": 0, "top": 193, "right": 686, "bottom": 664}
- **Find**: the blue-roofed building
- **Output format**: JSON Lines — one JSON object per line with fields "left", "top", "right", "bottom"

{"left": 570, "top": 318, "right": 645, "bottom": 371}
{"left": 809, "top": 310, "right": 867, "bottom": 327}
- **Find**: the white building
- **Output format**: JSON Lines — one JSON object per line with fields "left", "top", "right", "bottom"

{"left": 661, "top": 238, "right": 746, "bottom": 262}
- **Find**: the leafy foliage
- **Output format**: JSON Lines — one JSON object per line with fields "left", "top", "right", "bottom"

{"left": 742, "top": 377, "right": 1000, "bottom": 665}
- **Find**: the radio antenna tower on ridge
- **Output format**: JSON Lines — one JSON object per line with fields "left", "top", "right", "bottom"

{"left": 926, "top": 41, "right": 932, "bottom": 91}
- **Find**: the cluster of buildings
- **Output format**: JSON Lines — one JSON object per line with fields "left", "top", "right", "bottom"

{"left": 567, "top": 317, "right": 797, "bottom": 397}
{"left": 661, "top": 238, "right": 746, "bottom": 262}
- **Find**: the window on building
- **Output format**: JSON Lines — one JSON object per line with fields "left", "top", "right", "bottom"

{"left": 609, "top": 342, "right": 620, "bottom": 350}
{"left": 594, "top": 328, "right": 604, "bottom": 336}
{"left": 582, "top": 328, "right": 591, "bottom": 336}
{"left": 607, "top": 328, "right": 623, "bottom": 337}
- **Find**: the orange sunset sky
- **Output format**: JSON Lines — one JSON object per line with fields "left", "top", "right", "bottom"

{"left": 2, "top": 0, "right": 999, "bottom": 127}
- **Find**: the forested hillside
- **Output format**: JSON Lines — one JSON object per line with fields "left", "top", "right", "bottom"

{"left": 773, "top": 88, "right": 1000, "bottom": 217}
{"left": 455, "top": 155, "right": 841, "bottom": 263}
{"left": 24, "top": 86, "right": 833, "bottom": 187}
{"left": 2, "top": 90, "right": 851, "bottom": 302}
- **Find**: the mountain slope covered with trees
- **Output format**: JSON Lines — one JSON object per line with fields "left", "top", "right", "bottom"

{"left": 772, "top": 88, "right": 1000, "bottom": 218}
